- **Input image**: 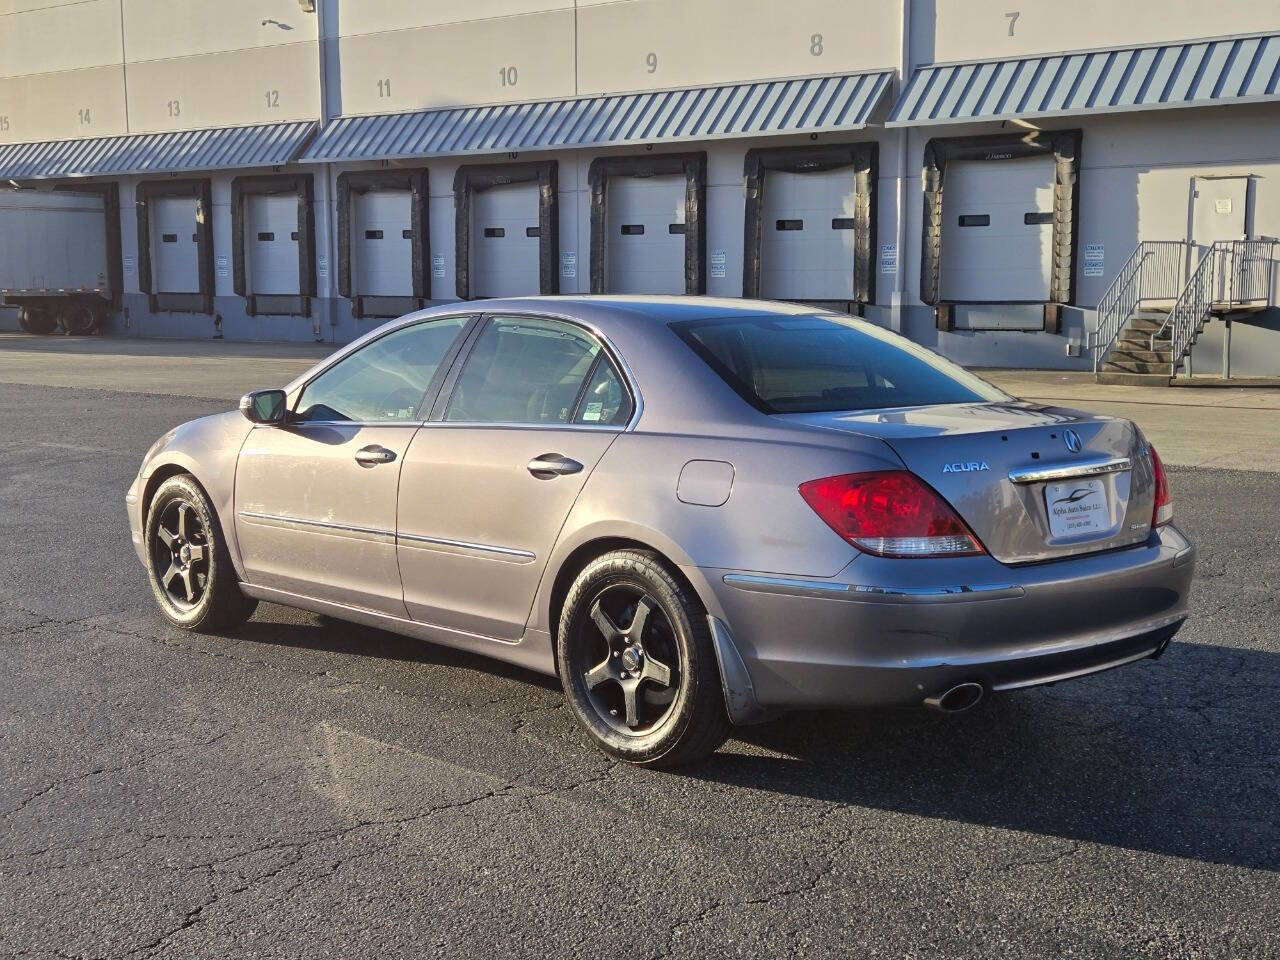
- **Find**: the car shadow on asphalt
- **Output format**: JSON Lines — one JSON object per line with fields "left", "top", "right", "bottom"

{"left": 682, "top": 641, "right": 1279, "bottom": 874}
{"left": 231, "top": 615, "right": 563, "bottom": 692}
{"left": 231, "top": 616, "right": 1276, "bottom": 874}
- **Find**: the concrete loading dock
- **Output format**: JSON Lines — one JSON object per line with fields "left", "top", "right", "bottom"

{"left": 0, "top": 2, "right": 1274, "bottom": 378}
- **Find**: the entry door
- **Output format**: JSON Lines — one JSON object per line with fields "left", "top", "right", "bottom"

{"left": 152, "top": 196, "right": 200, "bottom": 293}
{"left": 1191, "top": 177, "right": 1249, "bottom": 249}
{"left": 471, "top": 182, "right": 540, "bottom": 297}
{"left": 939, "top": 156, "right": 1055, "bottom": 303}
{"left": 1191, "top": 177, "right": 1251, "bottom": 301}
{"left": 354, "top": 190, "right": 413, "bottom": 295}
{"left": 247, "top": 194, "right": 299, "bottom": 295}
{"left": 606, "top": 175, "right": 685, "bottom": 294}
{"left": 234, "top": 316, "right": 472, "bottom": 616}
{"left": 397, "top": 314, "right": 634, "bottom": 641}
{"left": 760, "top": 169, "right": 857, "bottom": 300}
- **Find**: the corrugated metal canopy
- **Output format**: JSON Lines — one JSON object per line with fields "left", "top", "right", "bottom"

{"left": 301, "top": 71, "right": 893, "bottom": 163}
{"left": 0, "top": 121, "right": 316, "bottom": 181}
{"left": 889, "top": 33, "right": 1280, "bottom": 126}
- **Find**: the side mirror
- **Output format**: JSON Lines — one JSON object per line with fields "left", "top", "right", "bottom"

{"left": 239, "top": 389, "right": 288, "bottom": 425}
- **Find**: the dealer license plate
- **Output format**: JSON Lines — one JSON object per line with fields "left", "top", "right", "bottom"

{"left": 1045, "top": 478, "right": 1109, "bottom": 538}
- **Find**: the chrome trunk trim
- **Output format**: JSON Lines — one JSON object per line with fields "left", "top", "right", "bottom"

{"left": 1007, "top": 456, "right": 1132, "bottom": 485}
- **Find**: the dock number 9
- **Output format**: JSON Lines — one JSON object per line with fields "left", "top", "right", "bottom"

{"left": 646, "top": 52, "right": 657, "bottom": 74}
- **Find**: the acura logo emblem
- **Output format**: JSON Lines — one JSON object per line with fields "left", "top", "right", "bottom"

{"left": 1064, "top": 429, "right": 1083, "bottom": 453}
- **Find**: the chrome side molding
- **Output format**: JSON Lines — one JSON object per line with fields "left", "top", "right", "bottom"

{"left": 396, "top": 531, "right": 536, "bottom": 563}
{"left": 722, "top": 573, "right": 1023, "bottom": 604}
{"left": 1007, "top": 456, "right": 1132, "bottom": 485}
{"left": 237, "top": 510, "right": 395, "bottom": 543}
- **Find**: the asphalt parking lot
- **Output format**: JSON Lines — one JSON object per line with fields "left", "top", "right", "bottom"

{"left": 1, "top": 338, "right": 1278, "bottom": 959}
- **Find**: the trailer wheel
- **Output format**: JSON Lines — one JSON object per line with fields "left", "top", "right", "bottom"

{"left": 17, "top": 306, "right": 57, "bottom": 335}
{"left": 58, "top": 300, "right": 103, "bottom": 336}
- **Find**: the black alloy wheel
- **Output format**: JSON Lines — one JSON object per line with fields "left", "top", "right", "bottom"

{"left": 578, "top": 582, "right": 681, "bottom": 736}
{"left": 151, "top": 498, "right": 211, "bottom": 610}
{"left": 558, "top": 550, "right": 730, "bottom": 766}
{"left": 144, "top": 474, "right": 257, "bottom": 632}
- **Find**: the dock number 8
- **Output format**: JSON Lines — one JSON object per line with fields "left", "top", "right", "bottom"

{"left": 810, "top": 33, "right": 823, "bottom": 56}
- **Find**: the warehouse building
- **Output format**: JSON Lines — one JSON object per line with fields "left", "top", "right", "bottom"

{"left": 0, "top": 0, "right": 1278, "bottom": 380}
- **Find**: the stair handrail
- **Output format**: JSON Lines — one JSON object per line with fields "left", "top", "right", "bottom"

{"left": 1152, "top": 239, "right": 1278, "bottom": 372}
{"left": 1091, "top": 240, "right": 1187, "bottom": 373}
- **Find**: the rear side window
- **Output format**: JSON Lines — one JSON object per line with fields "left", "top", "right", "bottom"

{"left": 445, "top": 316, "right": 632, "bottom": 426}
{"left": 673, "top": 315, "right": 1007, "bottom": 414}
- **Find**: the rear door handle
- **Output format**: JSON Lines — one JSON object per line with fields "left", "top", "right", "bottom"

{"left": 527, "top": 453, "right": 583, "bottom": 478}
{"left": 355, "top": 445, "right": 397, "bottom": 466}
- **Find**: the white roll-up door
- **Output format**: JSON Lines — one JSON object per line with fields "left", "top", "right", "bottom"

{"left": 940, "top": 156, "right": 1055, "bottom": 303}
{"left": 760, "top": 169, "right": 857, "bottom": 301}
{"left": 247, "top": 194, "right": 299, "bottom": 295}
{"left": 471, "top": 182, "right": 540, "bottom": 298}
{"left": 606, "top": 175, "right": 685, "bottom": 294}
{"left": 152, "top": 196, "right": 199, "bottom": 293}
{"left": 353, "top": 190, "right": 413, "bottom": 296}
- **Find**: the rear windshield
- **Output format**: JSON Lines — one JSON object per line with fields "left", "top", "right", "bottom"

{"left": 672, "top": 314, "right": 1008, "bottom": 414}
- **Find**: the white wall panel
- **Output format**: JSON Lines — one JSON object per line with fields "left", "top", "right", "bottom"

{"left": 126, "top": 43, "right": 320, "bottom": 132}
{"left": 0, "top": 0, "right": 122, "bottom": 78}
{"left": 338, "top": 0, "right": 572, "bottom": 37}
{"left": 577, "top": 0, "right": 898, "bottom": 95}
{"left": 123, "top": 0, "right": 318, "bottom": 62}
{"left": 930, "top": 0, "right": 1280, "bottom": 65}
{"left": 0, "top": 66, "right": 128, "bottom": 144}
{"left": 338, "top": 11, "right": 574, "bottom": 115}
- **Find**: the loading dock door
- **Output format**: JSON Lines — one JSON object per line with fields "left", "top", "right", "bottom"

{"left": 353, "top": 190, "right": 413, "bottom": 296}
{"left": 152, "top": 196, "right": 200, "bottom": 293}
{"left": 606, "top": 175, "right": 685, "bottom": 294}
{"left": 471, "top": 181, "right": 541, "bottom": 297}
{"left": 760, "top": 170, "right": 857, "bottom": 301}
{"left": 247, "top": 194, "right": 299, "bottom": 295}
{"left": 940, "top": 156, "right": 1055, "bottom": 303}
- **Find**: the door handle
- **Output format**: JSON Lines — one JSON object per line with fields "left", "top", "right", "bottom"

{"left": 527, "top": 453, "right": 583, "bottom": 478}
{"left": 355, "top": 445, "right": 397, "bottom": 467}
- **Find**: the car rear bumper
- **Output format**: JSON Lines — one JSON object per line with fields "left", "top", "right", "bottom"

{"left": 695, "top": 524, "right": 1195, "bottom": 716}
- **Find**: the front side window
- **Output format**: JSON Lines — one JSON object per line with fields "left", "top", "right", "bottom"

{"left": 673, "top": 314, "right": 1008, "bottom": 414}
{"left": 295, "top": 316, "right": 469, "bottom": 422}
{"left": 445, "top": 315, "right": 630, "bottom": 426}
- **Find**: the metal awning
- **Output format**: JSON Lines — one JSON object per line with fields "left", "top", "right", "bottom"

{"left": 888, "top": 33, "right": 1280, "bottom": 126}
{"left": 301, "top": 71, "right": 893, "bottom": 163}
{"left": 0, "top": 121, "right": 317, "bottom": 181}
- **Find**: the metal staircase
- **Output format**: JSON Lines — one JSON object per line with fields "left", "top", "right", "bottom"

{"left": 1093, "top": 239, "right": 1277, "bottom": 384}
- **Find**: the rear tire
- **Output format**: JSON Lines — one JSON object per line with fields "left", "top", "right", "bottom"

{"left": 58, "top": 299, "right": 102, "bottom": 336}
{"left": 144, "top": 474, "right": 257, "bottom": 633}
{"left": 17, "top": 305, "right": 56, "bottom": 335}
{"left": 557, "top": 550, "right": 731, "bottom": 767}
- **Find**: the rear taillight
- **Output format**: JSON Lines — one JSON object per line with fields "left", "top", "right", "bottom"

{"left": 1149, "top": 444, "right": 1173, "bottom": 527}
{"left": 798, "top": 471, "right": 985, "bottom": 558}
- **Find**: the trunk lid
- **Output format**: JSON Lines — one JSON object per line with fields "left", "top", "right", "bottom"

{"left": 789, "top": 402, "right": 1156, "bottom": 564}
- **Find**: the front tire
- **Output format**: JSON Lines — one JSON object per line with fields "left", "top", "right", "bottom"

{"left": 557, "top": 550, "right": 730, "bottom": 767}
{"left": 145, "top": 474, "right": 257, "bottom": 632}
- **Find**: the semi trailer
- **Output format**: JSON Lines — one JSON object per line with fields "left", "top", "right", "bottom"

{"left": 0, "top": 188, "right": 114, "bottom": 335}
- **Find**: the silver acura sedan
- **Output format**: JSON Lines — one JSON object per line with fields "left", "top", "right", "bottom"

{"left": 127, "top": 297, "right": 1194, "bottom": 766}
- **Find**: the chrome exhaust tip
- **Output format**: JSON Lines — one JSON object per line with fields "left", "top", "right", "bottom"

{"left": 923, "top": 681, "right": 985, "bottom": 714}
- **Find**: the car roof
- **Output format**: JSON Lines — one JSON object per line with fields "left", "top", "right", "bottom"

{"left": 418, "top": 294, "right": 827, "bottom": 327}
